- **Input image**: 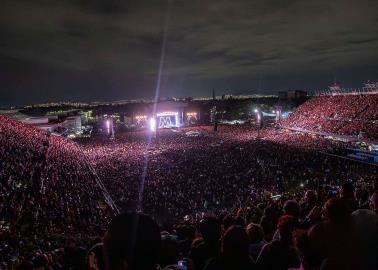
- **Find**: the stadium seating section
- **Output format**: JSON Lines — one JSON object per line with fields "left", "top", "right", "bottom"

{"left": 282, "top": 94, "right": 378, "bottom": 140}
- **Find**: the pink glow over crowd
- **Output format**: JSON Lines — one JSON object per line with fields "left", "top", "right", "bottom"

{"left": 0, "top": 97, "right": 377, "bottom": 270}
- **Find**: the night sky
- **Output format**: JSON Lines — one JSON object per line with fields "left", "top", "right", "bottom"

{"left": 1, "top": 0, "right": 377, "bottom": 106}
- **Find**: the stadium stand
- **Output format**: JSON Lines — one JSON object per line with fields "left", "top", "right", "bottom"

{"left": 0, "top": 115, "right": 111, "bottom": 237}
{"left": 281, "top": 94, "right": 378, "bottom": 139}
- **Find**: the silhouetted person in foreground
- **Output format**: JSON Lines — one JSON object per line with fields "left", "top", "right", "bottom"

{"left": 340, "top": 182, "right": 358, "bottom": 214}
{"left": 103, "top": 212, "right": 161, "bottom": 270}
{"left": 246, "top": 223, "right": 266, "bottom": 261}
{"left": 350, "top": 192, "right": 378, "bottom": 270}
{"left": 204, "top": 225, "right": 256, "bottom": 270}
{"left": 189, "top": 216, "right": 221, "bottom": 270}
{"left": 306, "top": 198, "right": 362, "bottom": 270}
{"left": 256, "top": 215, "right": 300, "bottom": 270}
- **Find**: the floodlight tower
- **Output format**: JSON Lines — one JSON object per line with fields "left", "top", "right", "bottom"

{"left": 110, "top": 119, "right": 115, "bottom": 139}
{"left": 211, "top": 106, "right": 218, "bottom": 132}
{"left": 211, "top": 88, "right": 218, "bottom": 132}
{"left": 254, "top": 108, "right": 262, "bottom": 138}
{"left": 275, "top": 106, "right": 282, "bottom": 125}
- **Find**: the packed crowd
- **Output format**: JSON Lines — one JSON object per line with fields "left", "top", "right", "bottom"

{"left": 0, "top": 115, "right": 111, "bottom": 269}
{"left": 14, "top": 189, "right": 374, "bottom": 270}
{"left": 1, "top": 114, "right": 377, "bottom": 269}
{"left": 96, "top": 187, "right": 378, "bottom": 270}
{"left": 79, "top": 126, "right": 374, "bottom": 224}
{"left": 281, "top": 94, "right": 378, "bottom": 139}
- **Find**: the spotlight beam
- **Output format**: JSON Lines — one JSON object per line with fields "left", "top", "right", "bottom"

{"left": 138, "top": 0, "right": 172, "bottom": 212}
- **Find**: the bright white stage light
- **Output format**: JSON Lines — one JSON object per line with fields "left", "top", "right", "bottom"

{"left": 150, "top": 118, "right": 156, "bottom": 132}
{"left": 254, "top": 109, "right": 259, "bottom": 113}
{"left": 156, "top": 112, "right": 178, "bottom": 117}
{"left": 106, "top": 120, "right": 110, "bottom": 134}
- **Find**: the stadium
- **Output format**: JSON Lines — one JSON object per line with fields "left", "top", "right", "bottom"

{"left": 1, "top": 0, "right": 378, "bottom": 268}
{"left": 1, "top": 89, "right": 377, "bottom": 270}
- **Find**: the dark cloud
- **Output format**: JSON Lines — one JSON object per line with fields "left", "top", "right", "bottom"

{"left": 347, "top": 37, "right": 378, "bottom": 45}
{"left": 0, "top": 0, "right": 377, "bottom": 106}
{"left": 71, "top": 0, "right": 130, "bottom": 15}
